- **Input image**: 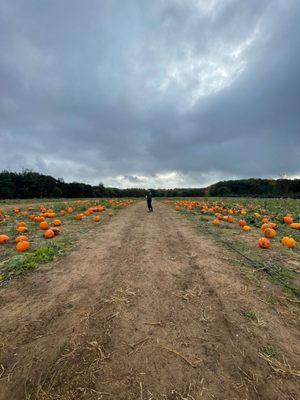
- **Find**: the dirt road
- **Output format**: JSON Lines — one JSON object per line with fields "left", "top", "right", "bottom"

{"left": 0, "top": 201, "right": 299, "bottom": 399}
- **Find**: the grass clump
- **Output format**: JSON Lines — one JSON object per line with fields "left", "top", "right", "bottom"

{"left": 262, "top": 344, "right": 277, "bottom": 358}
{"left": 0, "top": 243, "right": 62, "bottom": 283}
{"left": 243, "top": 310, "right": 257, "bottom": 321}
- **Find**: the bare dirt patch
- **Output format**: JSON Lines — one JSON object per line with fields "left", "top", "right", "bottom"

{"left": 0, "top": 201, "right": 299, "bottom": 399}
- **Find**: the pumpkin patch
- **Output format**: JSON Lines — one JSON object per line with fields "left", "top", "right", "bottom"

{"left": 0, "top": 198, "right": 134, "bottom": 282}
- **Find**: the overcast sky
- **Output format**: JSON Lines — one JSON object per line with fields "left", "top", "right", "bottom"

{"left": 0, "top": 0, "right": 299, "bottom": 188}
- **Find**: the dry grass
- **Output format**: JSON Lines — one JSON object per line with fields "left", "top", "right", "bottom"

{"left": 259, "top": 352, "right": 300, "bottom": 377}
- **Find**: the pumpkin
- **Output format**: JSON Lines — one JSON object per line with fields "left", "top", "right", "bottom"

{"left": 60, "top": 210, "right": 66, "bottom": 216}
{"left": 281, "top": 236, "right": 296, "bottom": 248}
{"left": 290, "top": 223, "right": 300, "bottom": 230}
{"left": 264, "top": 228, "right": 277, "bottom": 238}
{"left": 239, "top": 219, "right": 247, "bottom": 227}
{"left": 15, "top": 235, "right": 29, "bottom": 243}
{"left": 53, "top": 219, "right": 62, "bottom": 227}
{"left": 44, "top": 229, "right": 55, "bottom": 239}
{"left": 243, "top": 225, "right": 251, "bottom": 231}
{"left": 40, "top": 221, "right": 50, "bottom": 230}
{"left": 0, "top": 234, "right": 10, "bottom": 244}
{"left": 16, "top": 240, "right": 30, "bottom": 252}
{"left": 212, "top": 219, "right": 220, "bottom": 225}
{"left": 258, "top": 237, "right": 270, "bottom": 249}
{"left": 108, "top": 212, "right": 113, "bottom": 217}
{"left": 261, "top": 217, "right": 269, "bottom": 223}
{"left": 93, "top": 216, "right": 101, "bottom": 222}
{"left": 283, "top": 216, "right": 293, "bottom": 224}
{"left": 269, "top": 222, "right": 277, "bottom": 230}
{"left": 254, "top": 213, "right": 260, "bottom": 218}
{"left": 17, "top": 226, "right": 28, "bottom": 233}
{"left": 17, "top": 221, "right": 27, "bottom": 227}
{"left": 75, "top": 213, "right": 84, "bottom": 220}
{"left": 46, "top": 212, "right": 56, "bottom": 218}
{"left": 67, "top": 207, "right": 74, "bottom": 214}
{"left": 261, "top": 223, "right": 269, "bottom": 232}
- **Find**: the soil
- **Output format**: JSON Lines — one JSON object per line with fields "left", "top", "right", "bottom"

{"left": 0, "top": 200, "right": 299, "bottom": 400}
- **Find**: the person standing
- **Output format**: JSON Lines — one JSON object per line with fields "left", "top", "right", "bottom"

{"left": 146, "top": 190, "right": 153, "bottom": 212}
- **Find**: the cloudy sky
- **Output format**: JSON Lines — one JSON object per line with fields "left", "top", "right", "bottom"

{"left": 0, "top": 0, "right": 299, "bottom": 188}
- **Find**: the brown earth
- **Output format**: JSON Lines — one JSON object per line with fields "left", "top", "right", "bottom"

{"left": 0, "top": 200, "right": 299, "bottom": 400}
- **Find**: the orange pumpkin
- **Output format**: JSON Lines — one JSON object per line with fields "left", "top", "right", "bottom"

{"left": 108, "top": 211, "right": 113, "bottom": 217}
{"left": 17, "top": 226, "right": 28, "bottom": 233}
{"left": 40, "top": 221, "right": 50, "bottom": 230}
{"left": 264, "top": 228, "right": 277, "bottom": 238}
{"left": 53, "top": 219, "right": 62, "bottom": 226}
{"left": 17, "top": 221, "right": 27, "bottom": 227}
{"left": 0, "top": 234, "right": 10, "bottom": 244}
{"left": 44, "top": 229, "right": 55, "bottom": 239}
{"left": 290, "top": 223, "right": 300, "bottom": 230}
{"left": 283, "top": 216, "right": 293, "bottom": 224}
{"left": 93, "top": 216, "right": 101, "bottom": 222}
{"left": 243, "top": 225, "right": 251, "bottom": 232}
{"left": 261, "top": 223, "right": 269, "bottom": 232}
{"left": 75, "top": 213, "right": 84, "bottom": 220}
{"left": 268, "top": 222, "right": 277, "bottom": 230}
{"left": 281, "top": 236, "right": 296, "bottom": 248}
{"left": 258, "top": 237, "right": 270, "bottom": 249}
{"left": 16, "top": 240, "right": 30, "bottom": 252}
{"left": 212, "top": 219, "right": 220, "bottom": 225}
{"left": 227, "top": 216, "right": 234, "bottom": 223}
{"left": 239, "top": 220, "right": 247, "bottom": 227}
{"left": 15, "top": 235, "right": 29, "bottom": 243}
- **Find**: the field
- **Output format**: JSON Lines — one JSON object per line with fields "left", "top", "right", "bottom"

{"left": 0, "top": 198, "right": 134, "bottom": 282}
{"left": 0, "top": 197, "right": 299, "bottom": 400}
{"left": 164, "top": 197, "right": 300, "bottom": 297}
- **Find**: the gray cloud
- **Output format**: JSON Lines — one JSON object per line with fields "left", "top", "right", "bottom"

{"left": 0, "top": 0, "right": 299, "bottom": 188}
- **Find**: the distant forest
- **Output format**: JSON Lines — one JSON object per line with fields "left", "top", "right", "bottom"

{"left": 0, "top": 170, "right": 300, "bottom": 199}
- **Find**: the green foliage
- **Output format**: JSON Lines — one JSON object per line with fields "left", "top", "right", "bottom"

{"left": 262, "top": 345, "right": 277, "bottom": 358}
{"left": 1, "top": 170, "right": 299, "bottom": 199}
{"left": 243, "top": 310, "right": 257, "bottom": 321}
{"left": 0, "top": 243, "right": 60, "bottom": 282}
{"left": 208, "top": 178, "right": 300, "bottom": 198}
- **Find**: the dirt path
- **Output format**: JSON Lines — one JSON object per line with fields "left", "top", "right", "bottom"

{"left": 0, "top": 201, "right": 299, "bottom": 400}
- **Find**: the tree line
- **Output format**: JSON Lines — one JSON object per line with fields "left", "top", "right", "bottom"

{"left": 0, "top": 170, "right": 299, "bottom": 199}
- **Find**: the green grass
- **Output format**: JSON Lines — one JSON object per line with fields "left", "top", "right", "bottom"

{"left": 262, "top": 345, "right": 277, "bottom": 358}
{"left": 243, "top": 310, "right": 257, "bottom": 321}
{"left": 0, "top": 241, "right": 70, "bottom": 283}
